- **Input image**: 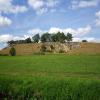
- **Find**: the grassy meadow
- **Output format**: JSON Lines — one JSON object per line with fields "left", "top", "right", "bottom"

{"left": 0, "top": 54, "right": 100, "bottom": 99}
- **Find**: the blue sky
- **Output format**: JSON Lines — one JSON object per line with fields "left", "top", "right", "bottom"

{"left": 0, "top": 0, "right": 100, "bottom": 49}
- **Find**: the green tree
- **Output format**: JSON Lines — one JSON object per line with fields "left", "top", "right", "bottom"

{"left": 32, "top": 34, "right": 40, "bottom": 43}
{"left": 66, "top": 33, "right": 73, "bottom": 50}
{"left": 82, "top": 40, "right": 88, "bottom": 42}
{"left": 66, "top": 33, "right": 73, "bottom": 42}
{"left": 25, "top": 38, "right": 32, "bottom": 43}
{"left": 51, "top": 32, "right": 66, "bottom": 43}
{"left": 9, "top": 47, "right": 16, "bottom": 56}
{"left": 56, "top": 32, "right": 66, "bottom": 43}
{"left": 41, "top": 33, "right": 52, "bottom": 43}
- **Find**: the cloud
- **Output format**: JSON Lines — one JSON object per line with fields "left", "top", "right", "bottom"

{"left": 28, "top": 0, "right": 59, "bottom": 14}
{"left": 0, "top": 34, "right": 13, "bottom": 43}
{"left": 0, "top": 25, "right": 92, "bottom": 43}
{"left": 95, "top": 10, "right": 100, "bottom": 26}
{"left": 0, "top": 0, "right": 27, "bottom": 14}
{"left": 73, "top": 37, "right": 95, "bottom": 42}
{"left": 28, "top": 28, "right": 44, "bottom": 35}
{"left": 48, "top": 25, "right": 91, "bottom": 37}
{"left": 0, "top": 34, "right": 27, "bottom": 43}
{"left": 0, "top": 15, "right": 12, "bottom": 26}
{"left": 71, "top": 0, "right": 100, "bottom": 9}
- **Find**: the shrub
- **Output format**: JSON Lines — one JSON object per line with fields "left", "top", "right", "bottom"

{"left": 50, "top": 45, "right": 54, "bottom": 50}
{"left": 82, "top": 40, "right": 88, "bottom": 42}
{"left": 9, "top": 47, "right": 16, "bottom": 56}
{"left": 0, "top": 54, "right": 9, "bottom": 56}
{"left": 33, "top": 52, "right": 45, "bottom": 55}
{"left": 59, "top": 49, "right": 65, "bottom": 53}
{"left": 41, "top": 44, "right": 46, "bottom": 52}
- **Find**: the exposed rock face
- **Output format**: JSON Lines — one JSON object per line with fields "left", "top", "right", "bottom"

{"left": 42, "top": 42, "right": 69, "bottom": 53}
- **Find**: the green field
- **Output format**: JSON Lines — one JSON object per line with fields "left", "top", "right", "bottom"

{"left": 0, "top": 54, "right": 100, "bottom": 99}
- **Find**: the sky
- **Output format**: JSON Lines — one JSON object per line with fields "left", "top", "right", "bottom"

{"left": 0, "top": 0, "right": 100, "bottom": 49}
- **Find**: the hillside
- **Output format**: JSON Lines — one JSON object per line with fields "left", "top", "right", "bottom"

{"left": 0, "top": 42, "right": 100, "bottom": 55}
{"left": 68, "top": 42, "right": 100, "bottom": 55}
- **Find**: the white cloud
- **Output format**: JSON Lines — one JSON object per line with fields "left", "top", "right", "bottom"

{"left": 73, "top": 37, "right": 95, "bottom": 42}
{"left": 48, "top": 25, "right": 91, "bottom": 37}
{"left": 0, "top": 25, "right": 92, "bottom": 43}
{"left": 46, "top": 0, "right": 58, "bottom": 7}
{"left": 71, "top": 0, "right": 100, "bottom": 9}
{"left": 0, "top": 34, "right": 27, "bottom": 43}
{"left": 0, "top": 0, "right": 27, "bottom": 14}
{"left": 28, "top": 28, "right": 44, "bottom": 35}
{"left": 0, "top": 15, "right": 12, "bottom": 26}
{"left": 95, "top": 10, "right": 100, "bottom": 26}
{"left": 28, "top": 0, "right": 44, "bottom": 10}
{"left": 28, "top": 0, "right": 59, "bottom": 14}
{"left": 0, "top": 34, "right": 13, "bottom": 43}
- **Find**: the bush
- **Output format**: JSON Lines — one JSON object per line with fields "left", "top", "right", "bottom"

{"left": 82, "top": 40, "right": 88, "bottom": 42}
{"left": 0, "top": 54, "right": 9, "bottom": 56}
{"left": 41, "top": 44, "right": 46, "bottom": 52}
{"left": 33, "top": 52, "right": 45, "bottom": 55}
{"left": 59, "top": 49, "right": 65, "bottom": 53}
{"left": 9, "top": 47, "right": 16, "bottom": 56}
{"left": 50, "top": 45, "right": 54, "bottom": 50}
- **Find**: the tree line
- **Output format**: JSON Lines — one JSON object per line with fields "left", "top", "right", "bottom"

{"left": 7, "top": 32, "right": 73, "bottom": 45}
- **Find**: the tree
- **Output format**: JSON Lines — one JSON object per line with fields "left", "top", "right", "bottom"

{"left": 56, "top": 32, "right": 66, "bottom": 43}
{"left": 66, "top": 33, "right": 73, "bottom": 42}
{"left": 82, "top": 40, "right": 88, "bottom": 42}
{"left": 25, "top": 38, "right": 32, "bottom": 43}
{"left": 7, "top": 40, "right": 15, "bottom": 46}
{"left": 32, "top": 34, "right": 40, "bottom": 43}
{"left": 51, "top": 34, "right": 58, "bottom": 42}
{"left": 9, "top": 47, "right": 16, "bottom": 56}
{"left": 41, "top": 33, "right": 52, "bottom": 43}
{"left": 66, "top": 33, "right": 73, "bottom": 50}
{"left": 51, "top": 32, "right": 66, "bottom": 43}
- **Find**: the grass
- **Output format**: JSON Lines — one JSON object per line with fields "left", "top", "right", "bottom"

{"left": 0, "top": 54, "right": 100, "bottom": 99}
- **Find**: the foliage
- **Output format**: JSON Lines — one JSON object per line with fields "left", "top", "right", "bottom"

{"left": 41, "top": 33, "right": 52, "bottom": 42}
{"left": 32, "top": 34, "right": 40, "bottom": 43}
{"left": 7, "top": 32, "right": 73, "bottom": 45}
{"left": 56, "top": 32, "right": 66, "bottom": 43}
{"left": 40, "top": 44, "right": 46, "bottom": 52}
{"left": 66, "top": 33, "right": 73, "bottom": 50}
{"left": 50, "top": 45, "right": 54, "bottom": 50}
{"left": 9, "top": 47, "right": 16, "bottom": 56}
{"left": 66, "top": 33, "right": 73, "bottom": 42}
{"left": 25, "top": 38, "right": 32, "bottom": 43}
{"left": 59, "top": 49, "right": 65, "bottom": 53}
{"left": 7, "top": 37, "right": 32, "bottom": 45}
{"left": 82, "top": 40, "right": 88, "bottom": 42}
{"left": 51, "top": 32, "right": 66, "bottom": 43}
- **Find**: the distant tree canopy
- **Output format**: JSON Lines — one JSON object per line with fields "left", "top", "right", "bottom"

{"left": 66, "top": 33, "right": 73, "bottom": 43}
{"left": 82, "top": 40, "right": 88, "bottom": 42}
{"left": 41, "top": 33, "right": 52, "bottom": 42}
{"left": 7, "top": 32, "right": 73, "bottom": 45}
{"left": 32, "top": 34, "right": 40, "bottom": 43}
{"left": 7, "top": 37, "right": 32, "bottom": 45}
{"left": 25, "top": 38, "right": 32, "bottom": 43}
{"left": 55, "top": 32, "right": 66, "bottom": 43}
{"left": 41, "top": 32, "right": 67, "bottom": 43}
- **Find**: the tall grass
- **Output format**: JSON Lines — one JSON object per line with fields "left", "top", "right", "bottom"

{"left": 0, "top": 76, "right": 100, "bottom": 100}
{"left": 0, "top": 55, "right": 100, "bottom": 99}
